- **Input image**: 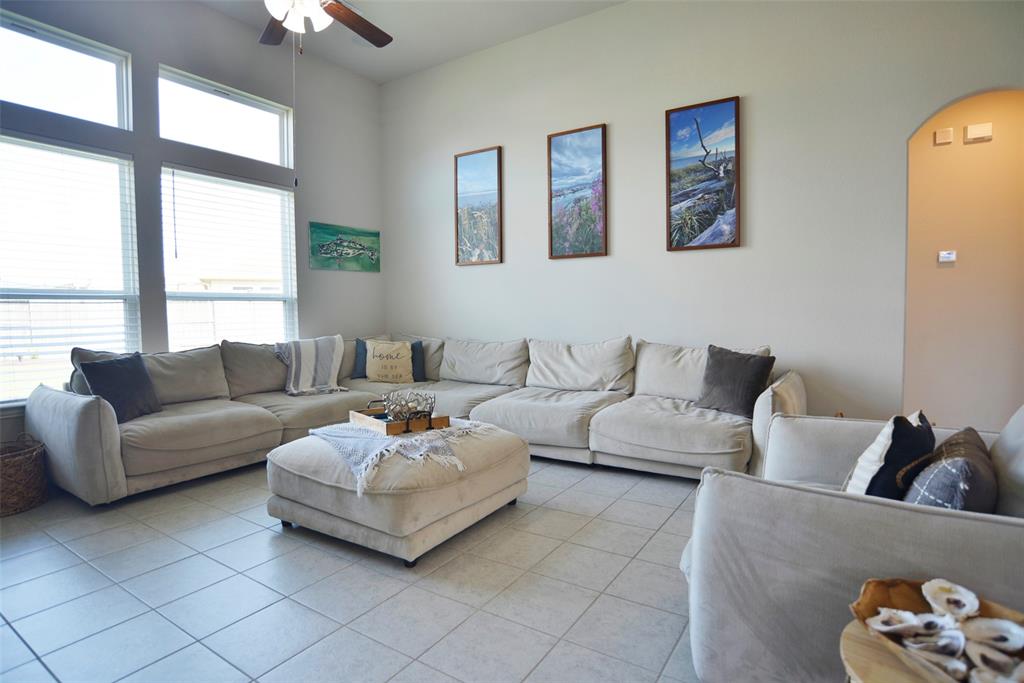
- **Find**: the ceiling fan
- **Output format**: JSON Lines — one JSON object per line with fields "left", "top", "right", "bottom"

{"left": 259, "top": 0, "right": 393, "bottom": 48}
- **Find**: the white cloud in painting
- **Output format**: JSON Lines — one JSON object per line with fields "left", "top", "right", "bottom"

{"left": 550, "top": 127, "right": 603, "bottom": 191}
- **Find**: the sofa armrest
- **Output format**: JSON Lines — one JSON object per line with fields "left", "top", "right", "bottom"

{"left": 686, "top": 469, "right": 1024, "bottom": 682}
{"left": 761, "top": 413, "right": 889, "bottom": 486}
{"left": 749, "top": 370, "right": 806, "bottom": 477}
{"left": 24, "top": 385, "right": 126, "bottom": 505}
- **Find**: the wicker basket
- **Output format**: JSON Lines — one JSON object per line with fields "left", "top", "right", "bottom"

{"left": 0, "top": 434, "right": 47, "bottom": 516}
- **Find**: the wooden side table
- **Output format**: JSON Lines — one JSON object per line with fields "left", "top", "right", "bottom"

{"left": 839, "top": 620, "right": 922, "bottom": 682}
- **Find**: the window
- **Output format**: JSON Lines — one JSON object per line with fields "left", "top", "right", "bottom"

{"left": 0, "top": 12, "right": 129, "bottom": 128}
{"left": 158, "top": 67, "right": 291, "bottom": 166}
{"left": 161, "top": 167, "right": 297, "bottom": 350}
{"left": 0, "top": 136, "right": 139, "bottom": 402}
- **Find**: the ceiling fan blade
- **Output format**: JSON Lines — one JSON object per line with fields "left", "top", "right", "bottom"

{"left": 259, "top": 17, "right": 288, "bottom": 45}
{"left": 323, "top": 2, "right": 393, "bottom": 48}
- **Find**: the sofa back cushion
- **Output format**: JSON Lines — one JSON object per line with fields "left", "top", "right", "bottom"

{"left": 393, "top": 333, "right": 444, "bottom": 380}
{"left": 992, "top": 403, "right": 1024, "bottom": 518}
{"left": 634, "top": 340, "right": 770, "bottom": 401}
{"left": 221, "top": 340, "right": 288, "bottom": 398}
{"left": 71, "top": 345, "right": 230, "bottom": 405}
{"left": 440, "top": 337, "right": 529, "bottom": 386}
{"left": 526, "top": 336, "right": 635, "bottom": 393}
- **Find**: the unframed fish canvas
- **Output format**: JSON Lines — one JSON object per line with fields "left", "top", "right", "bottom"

{"left": 309, "top": 222, "right": 381, "bottom": 272}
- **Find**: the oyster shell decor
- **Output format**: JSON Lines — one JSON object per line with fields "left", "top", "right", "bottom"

{"left": 963, "top": 619, "right": 1024, "bottom": 653}
{"left": 381, "top": 390, "right": 436, "bottom": 422}
{"left": 924, "top": 579, "right": 982, "bottom": 621}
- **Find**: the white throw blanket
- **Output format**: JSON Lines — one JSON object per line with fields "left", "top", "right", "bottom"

{"left": 311, "top": 420, "right": 478, "bottom": 495}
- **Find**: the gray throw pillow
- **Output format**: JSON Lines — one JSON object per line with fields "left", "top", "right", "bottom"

{"left": 904, "top": 428, "right": 997, "bottom": 513}
{"left": 79, "top": 352, "right": 162, "bottom": 424}
{"left": 694, "top": 345, "right": 776, "bottom": 418}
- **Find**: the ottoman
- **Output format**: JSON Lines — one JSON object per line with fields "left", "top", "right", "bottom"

{"left": 266, "top": 423, "right": 529, "bottom": 566}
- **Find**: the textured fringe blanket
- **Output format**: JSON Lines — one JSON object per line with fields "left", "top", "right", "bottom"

{"left": 311, "top": 421, "right": 476, "bottom": 496}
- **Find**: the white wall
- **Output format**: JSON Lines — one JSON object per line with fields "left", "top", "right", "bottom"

{"left": 380, "top": 1, "right": 1024, "bottom": 420}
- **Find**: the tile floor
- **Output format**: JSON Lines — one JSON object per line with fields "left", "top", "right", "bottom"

{"left": 0, "top": 458, "right": 698, "bottom": 683}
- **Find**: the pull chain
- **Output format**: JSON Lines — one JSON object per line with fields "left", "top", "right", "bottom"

{"left": 292, "top": 32, "right": 299, "bottom": 188}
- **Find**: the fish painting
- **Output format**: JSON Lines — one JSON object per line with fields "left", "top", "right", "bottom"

{"left": 309, "top": 222, "right": 381, "bottom": 272}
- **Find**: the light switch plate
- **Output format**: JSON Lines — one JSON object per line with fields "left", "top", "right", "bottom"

{"left": 934, "top": 128, "right": 954, "bottom": 145}
{"left": 965, "top": 122, "right": 993, "bottom": 142}
{"left": 938, "top": 250, "right": 957, "bottom": 263}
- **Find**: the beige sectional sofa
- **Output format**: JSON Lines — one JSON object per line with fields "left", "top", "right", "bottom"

{"left": 25, "top": 333, "right": 805, "bottom": 505}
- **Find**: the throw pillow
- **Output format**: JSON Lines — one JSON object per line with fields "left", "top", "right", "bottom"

{"left": 694, "top": 345, "right": 776, "bottom": 418}
{"left": 904, "top": 428, "right": 997, "bottom": 513}
{"left": 365, "top": 340, "right": 414, "bottom": 383}
{"left": 844, "top": 411, "right": 936, "bottom": 499}
{"left": 274, "top": 335, "right": 347, "bottom": 396}
{"left": 78, "top": 352, "right": 162, "bottom": 424}
{"left": 352, "top": 338, "right": 369, "bottom": 379}
{"left": 410, "top": 340, "right": 427, "bottom": 382}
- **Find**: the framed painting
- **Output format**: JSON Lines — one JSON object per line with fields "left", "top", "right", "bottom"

{"left": 454, "top": 146, "right": 503, "bottom": 265}
{"left": 309, "top": 222, "right": 380, "bottom": 272}
{"left": 665, "top": 96, "right": 740, "bottom": 251}
{"left": 548, "top": 123, "right": 607, "bottom": 259}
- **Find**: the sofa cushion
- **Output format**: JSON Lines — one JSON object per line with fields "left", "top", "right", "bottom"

{"left": 904, "top": 428, "right": 997, "bottom": 513}
{"left": 221, "top": 340, "right": 288, "bottom": 398}
{"left": 119, "top": 399, "right": 282, "bottom": 476}
{"left": 340, "top": 335, "right": 389, "bottom": 381}
{"left": 992, "top": 404, "right": 1024, "bottom": 518}
{"left": 589, "top": 395, "right": 753, "bottom": 471}
{"left": 365, "top": 339, "right": 415, "bottom": 384}
{"left": 526, "top": 336, "right": 634, "bottom": 393}
{"left": 469, "top": 386, "right": 627, "bottom": 448}
{"left": 428, "top": 380, "right": 516, "bottom": 418}
{"left": 393, "top": 333, "right": 445, "bottom": 381}
{"left": 440, "top": 338, "right": 529, "bottom": 386}
{"left": 341, "top": 378, "right": 434, "bottom": 396}
{"left": 235, "top": 390, "right": 381, "bottom": 443}
{"left": 633, "top": 340, "right": 770, "bottom": 402}
{"left": 71, "top": 345, "right": 230, "bottom": 405}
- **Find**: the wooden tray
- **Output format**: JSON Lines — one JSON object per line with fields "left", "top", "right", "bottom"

{"left": 349, "top": 408, "right": 451, "bottom": 436}
{"left": 850, "top": 578, "right": 1024, "bottom": 683}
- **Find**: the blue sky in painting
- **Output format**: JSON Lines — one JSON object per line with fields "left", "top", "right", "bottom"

{"left": 669, "top": 100, "right": 735, "bottom": 164}
{"left": 550, "top": 127, "right": 603, "bottom": 191}
{"left": 457, "top": 148, "right": 498, "bottom": 197}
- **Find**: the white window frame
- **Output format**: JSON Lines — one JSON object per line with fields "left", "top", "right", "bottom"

{"left": 158, "top": 65, "right": 294, "bottom": 169}
{"left": 0, "top": 10, "right": 132, "bottom": 130}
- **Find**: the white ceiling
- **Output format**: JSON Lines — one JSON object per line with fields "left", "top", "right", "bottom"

{"left": 204, "top": 0, "right": 621, "bottom": 83}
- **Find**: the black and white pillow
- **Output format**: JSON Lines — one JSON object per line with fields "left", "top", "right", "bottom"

{"left": 844, "top": 411, "right": 935, "bottom": 499}
{"left": 904, "top": 428, "right": 997, "bottom": 513}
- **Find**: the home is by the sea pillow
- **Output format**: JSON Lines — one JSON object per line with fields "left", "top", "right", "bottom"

{"left": 365, "top": 340, "right": 414, "bottom": 383}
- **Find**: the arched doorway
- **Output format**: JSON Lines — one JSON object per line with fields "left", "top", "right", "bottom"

{"left": 903, "top": 90, "right": 1024, "bottom": 431}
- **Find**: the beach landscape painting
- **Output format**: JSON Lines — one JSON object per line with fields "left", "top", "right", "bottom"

{"left": 666, "top": 96, "right": 740, "bottom": 250}
{"left": 455, "top": 146, "right": 502, "bottom": 265}
{"left": 309, "top": 222, "right": 380, "bottom": 272}
{"left": 548, "top": 124, "right": 607, "bottom": 258}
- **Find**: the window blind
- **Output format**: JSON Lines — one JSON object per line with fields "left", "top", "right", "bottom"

{"left": 0, "top": 135, "right": 139, "bottom": 402}
{"left": 160, "top": 167, "right": 297, "bottom": 351}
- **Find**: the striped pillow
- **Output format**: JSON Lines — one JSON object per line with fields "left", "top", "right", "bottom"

{"left": 274, "top": 335, "right": 348, "bottom": 396}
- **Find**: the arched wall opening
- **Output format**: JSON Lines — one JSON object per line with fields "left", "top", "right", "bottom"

{"left": 903, "top": 89, "right": 1024, "bottom": 431}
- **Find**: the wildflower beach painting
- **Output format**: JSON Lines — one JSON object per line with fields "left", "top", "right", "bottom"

{"left": 454, "top": 146, "right": 503, "bottom": 265}
{"left": 666, "top": 96, "right": 740, "bottom": 250}
{"left": 548, "top": 124, "right": 607, "bottom": 258}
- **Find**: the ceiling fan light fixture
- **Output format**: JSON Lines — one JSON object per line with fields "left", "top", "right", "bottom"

{"left": 263, "top": 0, "right": 291, "bottom": 21}
{"left": 282, "top": 10, "right": 306, "bottom": 34}
{"left": 306, "top": 1, "right": 334, "bottom": 32}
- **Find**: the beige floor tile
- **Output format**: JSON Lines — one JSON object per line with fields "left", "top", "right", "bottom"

{"left": 0, "top": 659, "right": 55, "bottom": 682}
{"left": 43, "top": 611, "right": 192, "bottom": 683}
{"left": 140, "top": 502, "right": 229, "bottom": 533}
{"left": 566, "top": 595, "right": 686, "bottom": 671}
{"left": 0, "top": 546, "right": 81, "bottom": 589}
{"left": 527, "top": 463, "right": 591, "bottom": 488}
{"left": 421, "top": 611, "right": 556, "bottom": 683}
{"left": 207, "top": 487, "right": 271, "bottom": 514}
{"left": 622, "top": 477, "right": 697, "bottom": 509}
{"left": 63, "top": 521, "right": 161, "bottom": 561}
{"left": 279, "top": 526, "right": 368, "bottom": 562}
{"left": 570, "top": 470, "right": 644, "bottom": 498}
{"left": 121, "top": 555, "right": 234, "bottom": 607}
{"left": 350, "top": 586, "right": 473, "bottom": 657}
{"left": 260, "top": 627, "right": 409, "bottom": 683}
{"left": 484, "top": 572, "right": 598, "bottom": 637}
{"left": 660, "top": 509, "right": 695, "bottom": 537}
{"left": 204, "top": 528, "right": 301, "bottom": 571}
{"left": 599, "top": 499, "right": 673, "bottom": 530}
{"left": 16, "top": 495, "right": 92, "bottom": 528}
{"left": 0, "top": 530, "right": 55, "bottom": 561}
{"left": 0, "top": 516, "right": 39, "bottom": 539}
{"left": 358, "top": 537, "right": 463, "bottom": 582}
{"left": 202, "top": 599, "right": 339, "bottom": 678}
{"left": 234, "top": 504, "right": 281, "bottom": 528}
{"left": 170, "top": 516, "right": 263, "bottom": 552}
{"left": 637, "top": 531, "right": 689, "bottom": 568}
{"left": 606, "top": 559, "right": 688, "bottom": 615}
{"left": 389, "top": 661, "right": 458, "bottom": 683}
{"left": 519, "top": 482, "right": 564, "bottom": 506}
{"left": 158, "top": 575, "right": 281, "bottom": 639}
{"left": 1, "top": 625, "right": 35, "bottom": 672}
{"left": 11, "top": 584, "right": 147, "bottom": 654}
{"left": 569, "top": 518, "right": 654, "bottom": 557}
{"left": 179, "top": 477, "right": 252, "bottom": 504}
{"left": 661, "top": 627, "right": 699, "bottom": 682}
{"left": 0, "top": 564, "right": 110, "bottom": 621}
{"left": 528, "top": 459, "right": 550, "bottom": 474}
{"left": 469, "top": 529, "right": 561, "bottom": 569}
{"left": 292, "top": 563, "right": 405, "bottom": 623}
{"left": 89, "top": 537, "right": 194, "bottom": 582}
{"left": 416, "top": 554, "right": 522, "bottom": 608}
{"left": 512, "top": 508, "right": 590, "bottom": 540}
{"left": 543, "top": 489, "right": 616, "bottom": 517}
{"left": 42, "top": 509, "right": 132, "bottom": 543}
{"left": 114, "top": 491, "right": 196, "bottom": 520}
{"left": 532, "top": 543, "right": 629, "bottom": 591}
{"left": 244, "top": 546, "right": 350, "bottom": 595}
{"left": 526, "top": 640, "right": 658, "bottom": 683}
{"left": 120, "top": 642, "right": 248, "bottom": 683}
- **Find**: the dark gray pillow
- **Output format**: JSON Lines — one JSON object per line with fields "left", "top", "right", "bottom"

{"left": 904, "top": 428, "right": 997, "bottom": 513}
{"left": 694, "top": 345, "right": 776, "bottom": 418}
{"left": 79, "top": 352, "right": 162, "bottom": 424}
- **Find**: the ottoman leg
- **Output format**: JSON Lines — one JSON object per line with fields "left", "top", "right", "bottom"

{"left": 507, "top": 498, "right": 517, "bottom": 506}
{"left": 281, "top": 520, "right": 294, "bottom": 528}
{"left": 404, "top": 559, "right": 418, "bottom": 568}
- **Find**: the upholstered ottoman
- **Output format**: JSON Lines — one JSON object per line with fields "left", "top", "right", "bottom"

{"left": 265, "top": 423, "right": 529, "bottom": 566}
